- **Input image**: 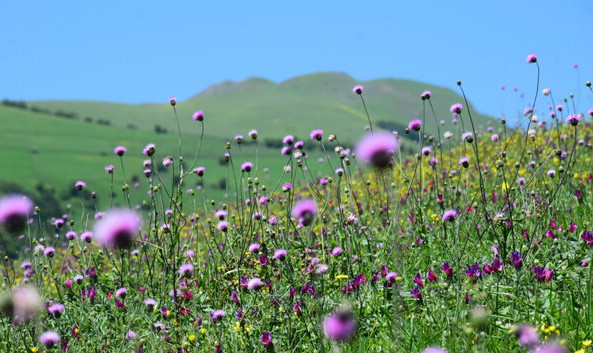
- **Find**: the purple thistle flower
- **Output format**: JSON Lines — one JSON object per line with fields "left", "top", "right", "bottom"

{"left": 323, "top": 306, "right": 356, "bottom": 342}
{"left": 0, "top": 195, "right": 33, "bottom": 233}
{"left": 420, "top": 91, "right": 431, "bottom": 100}
{"left": 192, "top": 110, "right": 204, "bottom": 121}
{"left": 47, "top": 302, "right": 64, "bottom": 317}
{"left": 273, "top": 249, "right": 287, "bottom": 260}
{"left": 355, "top": 132, "right": 398, "bottom": 169}
{"left": 458, "top": 157, "right": 470, "bottom": 168}
{"left": 105, "top": 164, "right": 115, "bottom": 174}
{"left": 179, "top": 263, "right": 194, "bottom": 277}
{"left": 283, "top": 135, "right": 294, "bottom": 145}
{"left": 66, "top": 231, "right": 77, "bottom": 241}
{"left": 532, "top": 344, "right": 567, "bottom": 353}
{"left": 115, "top": 287, "right": 127, "bottom": 298}
{"left": 352, "top": 85, "right": 364, "bottom": 94}
{"left": 81, "top": 231, "right": 93, "bottom": 243}
{"left": 526, "top": 53, "right": 537, "bottom": 63}
{"left": 443, "top": 209, "right": 457, "bottom": 222}
{"left": 547, "top": 169, "right": 556, "bottom": 178}
{"left": 241, "top": 161, "right": 254, "bottom": 172}
{"left": 566, "top": 114, "right": 581, "bottom": 126}
{"left": 43, "top": 247, "right": 55, "bottom": 257}
{"left": 310, "top": 129, "right": 323, "bottom": 141}
{"left": 217, "top": 221, "right": 229, "bottom": 232}
{"left": 292, "top": 199, "right": 317, "bottom": 226}
{"left": 408, "top": 119, "right": 422, "bottom": 131}
{"left": 93, "top": 210, "right": 141, "bottom": 249}
{"left": 330, "top": 246, "right": 342, "bottom": 256}
{"left": 75, "top": 181, "right": 86, "bottom": 191}
{"left": 421, "top": 348, "right": 447, "bottom": 353}
{"left": 516, "top": 325, "right": 539, "bottom": 347}
{"left": 113, "top": 146, "right": 127, "bottom": 157}
{"left": 247, "top": 278, "right": 262, "bottom": 290}
{"left": 450, "top": 103, "right": 463, "bottom": 115}
{"left": 40, "top": 331, "right": 60, "bottom": 348}
{"left": 248, "top": 243, "right": 260, "bottom": 253}
{"left": 210, "top": 309, "right": 226, "bottom": 323}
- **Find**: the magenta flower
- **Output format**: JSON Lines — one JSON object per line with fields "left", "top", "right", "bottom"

{"left": 292, "top": 199, "right": 317, "bottom": 226}
{"left": 0, "top": 195, "right": 33, "bottom": 232}
{"left": 526, "top": 53, "right": 537, "bottom": 63}
{"left": 241, "top": 161, "right": 254, "bottom": 172}
{"left": 310, "top": 129, "right": 323, "bottom": 141}
{"left": 323, "top": 307, "right": 356, "bottom": 342}
{"left": 516, "top": 325, "right": 539, "bottom": 347}
{"left": 210, "top": 309, "right": 226, "bottom": 323}
{"left": 410, "top": 285, "right": 422, "bottom": 300}
{"left": 169, "top": 97, "right": 176, "bottom": 106}
{"left": 283, "top": 135, "right": 294, "bottom": 145}
{"left": 450, "top": 103, "right": 463, "bottom": 115}
{"left": 273, "top": 249, "right": 287, "bottom": 260}
{"left": 248, "top": 129, "right": 258, "bottom": 139}
{"left": 178, "top": 263, "right": 194, "bottom": 277}
{"left": 113, "top": 146, "right": 127, "bottom": 156}
{"left": 43, "top": 247, "right": 55, "bottom": 257}
{"left": 547, "top": 169, "right": 556, "bottom": 178}
{"left": 94, "top": 210, "right": 141, "bottom": 249}
{"left": 408, "top": 119, "right": 422, "bottom": 131}
{"left": 566, "top": 114, "right": 581, "bottom": 126}
{"left": 105, "top": 164, "right": 115, "bottom": 174}
{"left": 355, "top": 132, "right": 398, "bottom": 169}
{"left": 40, "top": 331, "right": 60, "bottom": 348}
{"left": 352, "top": 85, "right": 364, "bottom": 94}
{"left": 75, "top": 181, "right": 86, "bottom": 191}
{"left": 217, "top": 221, "right": 229, "bottom": 232}
{"left": 458, "top": 157, "right": 470, "bottom": 168}
{"left": 47, "top": 302, "right": 64, "bottom": 317}
{"left": 421, "top": 348, "right": 447, "bottom": 353}
{"left": 420, "top": 91, "right": 431, "bottom": 100}
{"left": 441, "top": 261, "right": 453, "bottom": 276}
{"left": 510, "top": 251, "right": 523, "bottom": 268}
{"left": 443, "top": 209, "right": 457, "bottom": 222}
{"left": 427, "top": 268, "right": 438, "bottom": 282}
{"left": 192, "top": 110, "right": 204, "bottom": 121}
{"left": 260, "top": 331, "right": 273, "bottom": 347}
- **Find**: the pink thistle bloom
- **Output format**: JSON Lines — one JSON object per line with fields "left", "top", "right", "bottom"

{"left": 281, "top": 146, "right": 291, "bottom": 155}
{"left": 273, "top": 249, "right": 287, "bottom": 260}
{"left": 217, "top": 221, "right": 229, "bottom": 232}
{"left": 126, "top": 330, "right": 137, "bottom": 340}
{"left": 330, "top": 246, "right": 342, "bottom": 256}
{"left": 115, "top": 287, "right": 127, "bottom": 298}
{"left": 142, "top": 143, "right": 156, "bottom": 157}
{"left": 458, "top": 157, "right": 470, "bottom": 168}
{"left": 526, "top": 53, "right": 537, "bottom": 63}
{"left": 248, "top": 243, "right": 260, "bottom": 253}
{"left": 248, "top": 129, "right": 258, "bottom": 139}
{"left": 178, "top": 263, "right": 194, "bottom": 277}
{"left": 247, "top": 278, "right": 262, "bottom": 290}
{"left": 283, "top": 135, "right": 294, "bottom": 145}
{"left": 241, "top": 161, "right": 254, "bottom": 172}
{"left": 105, "top": 164, "right": 115, "bottom": 174}
{"left": 48, "top": 302, "right": 64, "bottom": 316}
{"left": 192, "top": 110, "right": 204, "bottom": 121}
{"left": 43, "top": 247, "right": 55, "bottom": 257}
{"left": 355, "top": 132, "right": 398, "bottom": 169}
{"left": 323, "top": 307, "right": 356, "bottom": 342}
{"left": 420, "top": 90, "right": 431, "bottom": 100}
{"left": 65, "top": 231, "right": 77, "bottom": 241}
{"left": 310, "top": 129, "right": 323, "bottom": 141}
{"left": 169, "top": 97, "right": 176, "bottom": 106}
{"left": 491, "top": 134, "right": 499, "bottom": 142}
{"left": 408, "top": 119, "right": 422, "bottom": 131}
{"left": 210, "top": 309, "right": 226, "bottom": 323}
{"left": 75, "top": 181, "right": 86, "bottom": 191}
{"left": 547, "top": 169, "right": 556, "bottom": 178}
{"left": 294, "top": 140, "right": 304, "bottom": 149}
{"left": 0, "top": 195, "right": 33, "bottom": 233}
{"left": 421, "top": 146, "right": 432, "bottom": 156}
{"left": 352, "top": 85, "right": 364, "bottom": 94}
{"left": 81, "top": 231, "right": 93, "bottom": 243}
{"left": 194, "top": 166, "right": 206, "bottom": 177}
{"left": 39, "top": 331, "right": 60, "bottom": 348}
{"left": 443, "top": 209, "right": 457, "bottom": 222}
{"left": 292, "top": 199, "right": 317, "bottom": 226}
{"left": 162, "top": 157, "right": 173, "bottom": 167}
{"left": 235, "top": 134, "right": 243, "bottom": 144}
{"left": 516, "top": 325, "right": 539, "bottom": 347}
{"left": 566, "top": 114, "right": 581, "bottom": 126}
{"left": 450, "top": 103, "right": 463, "bottom": 114}
{"left": 215, "top": 210, "right": 227, "bottom": 220}
{"left": 113, "top": 146, "right": 127, "bottom": 157}
{"left": 94, "top": 210, "right": 141, "bottom": 249}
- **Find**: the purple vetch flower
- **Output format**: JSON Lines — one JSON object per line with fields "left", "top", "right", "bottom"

{"left": 241, "top": 161, "right": 254, "bottom": 172}
{"left": 581, "top": 230, "right": 593, "bottom": 245}
{"left": 510, "top": 252, "right": 523, "bottom": 268}
{"left": 260, "top": 331, "right": 273, "bottom": 347}
{"left": 0, "top": 195, "right": 33, "bottom": 232}
{"left": 408, "top": 119, "right": 422, "bottom": 132}
{"left": 113, "top": 146, "right": 127, "bottom": 156}
{"left": 352, "top": 85, "right": 364, "bottom": 94}
{"left": 310, "top": 129, "right": 323, "bottom": 141}
{"left": 273, "top": 249, "right": 287, "bottom": 260}
{"left": 410, "top": 285, "right": 422, "bottom": 300}
{"left": 443, "top": 209, "right": 457, "bottom": 222}
{"left": 427, "top": 268, "right": 438, "bottom": 282}
{"left": 413, "top": 273, "right": 424, "bottom": 288}
{"left": 322, "top": 306, "right": 356, "bottom": 342}
{"left": 441, "top": 262, "right": 453, "bottom": 276}
{"left": 247, "top": 278, "right": 262, "bottom": 290}
{"left": 93, "top": 210, "right": 141, "bottom": 249}
{"left": 465, "top": 264, "right": 482, "bottom": 278}
{"left": 355, "top": 132, "right": 398, "bottom": 169}
{"left": 39, "top": 331, "right": 60, "bottom": 348}
{"left": 292, "top": 199, "right": 317, "bottom": 226}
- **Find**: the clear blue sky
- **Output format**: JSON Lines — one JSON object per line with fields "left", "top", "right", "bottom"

{"left": 1, "top": 0, "right": 591, "bottom": 117}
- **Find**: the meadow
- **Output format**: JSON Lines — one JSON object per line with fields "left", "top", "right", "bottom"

{"left": 0, "top": 56, "right": 592, "bottom": 353}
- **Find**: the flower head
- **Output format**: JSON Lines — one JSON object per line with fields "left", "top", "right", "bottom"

{"left": 355, "top": 132, "right": 398, "bottom": 169}
{"left": 113, "top": 146, "right": 127, "bottom": 157}
{"left": 450, "top": 103, "right": 463, "bottom": 115}
{"left": 323, "top": 306, "right": 356, "bottom": 342}
{"left": 241, "top": 161, "right": 254, "bottom": 173}
{"left": 39, "top": 331, "right": 60, "bottom": 348}
{"left": 526, "top": 53, "right": 537, "bottom": 63}
{"left": 260, "top": 331, "right": 273, "bottom": 347}
{"left": 292, "top": 199, "right": 317, "bottom": 226}
{"left": 93, "top": 210, "right": 141, "bottom": 249}
{"left": 310, "top": 129, "right": 323, "bottom": 141}
{"left": 408, "top": 119, "right": 422, "bottom": 131}
{"left": 0, "top": 195, "right": 33, "bottom": 233}
{"left": 192, "top": 110, "right": 204, "bottom": 121}
{"left": 443, "top": 209, "right": 457, "bottom": 222}
{"left": 247, "top": 278, "right": 262, "bottom": 290}
{"left": 352, "top": 85, "right": 363, "bottom": 94}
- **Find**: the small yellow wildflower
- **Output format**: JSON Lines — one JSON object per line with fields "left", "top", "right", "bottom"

{"left": 30, "top": 348, "right": 38, "bottom": 353}
{"left": 583, "top": 340, "right": 592, "bottom": 347}
{"left": 189, "top": 334, "right": 196, "bottom": 342}
{"left": 335, "top": 274, "right": 348, "bottom": 280}
{"left": 200, "top": 328, "right": 206, "bottom": 335}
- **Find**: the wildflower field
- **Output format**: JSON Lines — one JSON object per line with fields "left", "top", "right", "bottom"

{"left": 1, "top": 55, "right": 593, "bottom": 353}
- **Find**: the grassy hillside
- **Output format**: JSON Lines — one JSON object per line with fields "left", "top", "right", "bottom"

{"left": 27, "top": 73, "right": 494, "bottom": 143}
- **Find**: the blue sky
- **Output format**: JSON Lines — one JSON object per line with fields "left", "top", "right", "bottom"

{"left": 1, "top": 0, "right": 591, "bottom": 117}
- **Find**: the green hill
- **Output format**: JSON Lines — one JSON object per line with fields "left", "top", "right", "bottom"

{"left": 1, "top": 73, "right": 495, "bottom": 214}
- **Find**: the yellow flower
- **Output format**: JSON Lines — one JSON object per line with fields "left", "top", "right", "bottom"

{"left": 200, "top": 328, "right": 206, "bottom": 335}
{"left": 583, "top": 340, "right": 592, "bottom": 347}
{"left": 189, "top": 334, "right": 196, "bottom": 342}
{"left": 30, "top": 348, "right": 38, "bottom": 353}
{"left": 335, "top": 274, "right": 348, "bottom": 280}
{"left": 574, "top": 349, "right": 585, "bottom": 353}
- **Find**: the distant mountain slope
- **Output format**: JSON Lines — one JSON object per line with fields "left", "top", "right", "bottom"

{"left": 27, "top": 73, "right": 495, "bottom": 143}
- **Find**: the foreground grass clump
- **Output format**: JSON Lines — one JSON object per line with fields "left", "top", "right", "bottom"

{"left": 1, "top": 59, "right": 593, "bottom": 353}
